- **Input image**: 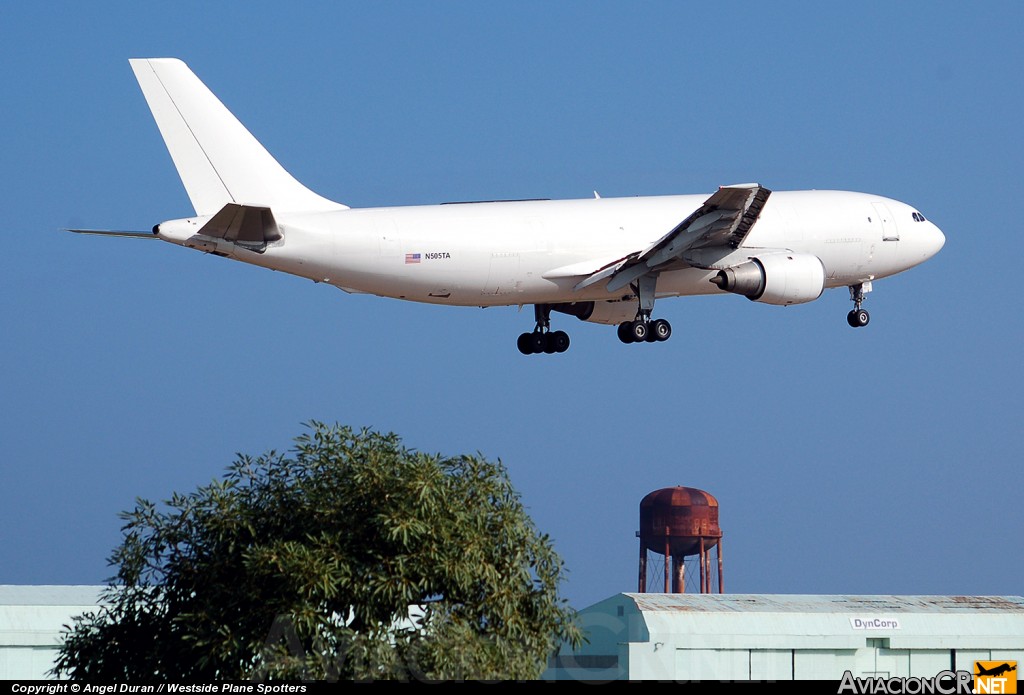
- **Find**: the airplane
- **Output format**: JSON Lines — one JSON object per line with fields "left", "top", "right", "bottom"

{"left": 975, "top": 663, "right": 1016, "bottom": 678}
{"left": 70, "top": 58, "right": 945, "bottom": 355}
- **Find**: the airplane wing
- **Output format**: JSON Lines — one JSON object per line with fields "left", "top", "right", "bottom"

{"left": 575, "top": 184, "right": 771, "bottom": 293}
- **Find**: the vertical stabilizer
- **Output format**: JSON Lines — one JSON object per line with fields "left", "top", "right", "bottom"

{"left": 129, "top": 58, "right": 347, "bottom": 216}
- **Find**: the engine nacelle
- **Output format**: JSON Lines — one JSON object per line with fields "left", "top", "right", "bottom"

{"left": 710, "top": 253, "right": 825, "bottom": 305}
{"left": 551, "top": 301, "right": 636, "bottom": 325}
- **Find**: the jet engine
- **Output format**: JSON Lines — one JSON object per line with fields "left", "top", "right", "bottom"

{"left": 710, "top": 253, "right": 825, "bottom": 305}
{"left": 551, "top": 300, "right": 637, "bottom": 325}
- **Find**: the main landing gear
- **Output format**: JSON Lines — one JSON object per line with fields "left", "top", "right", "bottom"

{"left": 518, "top": 304, "right": 570, "bottom": 355}
{"left": 617, "top": 316, "right": 672, "bottom": 344}
{"left": 847, "top": 282, "right": 871, "bottom": 328}
{"left": 617, "top": 273, "right": 672, "bottom": 345}
{"left": 517, "top": 273, "right": 672, "bottom": 354}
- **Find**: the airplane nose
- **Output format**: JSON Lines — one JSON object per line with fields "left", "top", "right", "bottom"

{"left": 923, "top": 222, "right": 945, "bottom": 259}
{"left": 903, "top": 220, "right": 945, "bottom": 266}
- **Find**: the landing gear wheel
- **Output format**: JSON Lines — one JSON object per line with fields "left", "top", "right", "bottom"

{"left": 529, "top": 332, "right": 547, "bottom": 353}
{"left": 630, "top": 320, "right": 648, "bottom": 342}
{"left": 617, "top": 321, "right": 635, "bottom": 344}
{"left": 847, "top": 283, "right": 871, "bottom": 329}
{"left": 847, "top": 309, "right": 870, "bottom": 328}
{"left": 549, "top": 330, "right": 570, "bottom": 353}
{"left": 519, "top": 305, "right": 571, "bottom": 355}
{"left": 517, "top": 333, "right": 534, "bottom": 355}
{"left": 650, "top": 319, "right": 672, "bottom": 342}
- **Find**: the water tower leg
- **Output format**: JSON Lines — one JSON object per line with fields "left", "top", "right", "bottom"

{"left": 706, "top": 543, "right": 713, "bottom": 593}
{"left": 638, "top": 543, "right": 647, "bottom": 593}
{"left": 699, "top": 537, "right": 706, "bottom": 593}
{"left": 717, "top": 540, "right": 724, "bottom": 594}
{"left": 663, "top": 534, "right": 671, "bottom": 593}
{"left": 705, "top": 544, "right": 712, "bottom": 593}
{"left": 672, "top": 555, "right": 685, "bottom": 593}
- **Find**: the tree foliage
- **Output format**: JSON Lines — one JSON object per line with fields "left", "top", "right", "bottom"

{"left": 55, "top": 423, "right": 580, "bottom": 680}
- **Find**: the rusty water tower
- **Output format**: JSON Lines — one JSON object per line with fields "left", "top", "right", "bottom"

{"left": 637, "top": 486, "right": 723, "bottom": 593}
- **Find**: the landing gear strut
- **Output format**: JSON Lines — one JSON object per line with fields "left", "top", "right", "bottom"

{"left": 847, "top": 282, "right": 871, "bottom": 328}
{"left": 617, "top": 274, "right": 672, "bottom": 345}
{"left": 518, "top": 304, "right": 570, "bottom": 355}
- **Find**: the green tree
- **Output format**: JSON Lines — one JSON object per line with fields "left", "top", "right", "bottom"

{"left": 55, "top": 422, "right": 580, "bottom": 680}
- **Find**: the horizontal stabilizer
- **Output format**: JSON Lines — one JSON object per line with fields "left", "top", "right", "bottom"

{"left": 65, "top": 229, "right": 156, "bottom": 238}
{"left": 196, "top": 203, "right": 281, "bottom": 246}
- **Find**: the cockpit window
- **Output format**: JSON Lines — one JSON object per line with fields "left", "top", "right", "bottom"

{"left": 912, "top": 211, "right": 927, "bottom": 222}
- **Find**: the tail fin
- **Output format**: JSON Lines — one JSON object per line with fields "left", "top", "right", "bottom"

{"left": 129, "top": 58, "right": 347, "bottom": 216}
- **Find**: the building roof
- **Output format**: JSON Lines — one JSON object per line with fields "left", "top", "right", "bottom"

{"left": 624, "top": 593, "right": 1024, "bottom": 614}
{"left": 0, "top": 585, "right": 105, "bottom": 606}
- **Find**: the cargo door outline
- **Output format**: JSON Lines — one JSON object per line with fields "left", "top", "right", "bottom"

{"left": 872, "top": 202, "right": 899, "bottom": 241}
{"left": 484, "top": 252, "right": 522, "bottom": 295}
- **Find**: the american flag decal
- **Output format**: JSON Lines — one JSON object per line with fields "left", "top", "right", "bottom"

{"left": 405, "top": 253, "right": 421, "bottom": 264}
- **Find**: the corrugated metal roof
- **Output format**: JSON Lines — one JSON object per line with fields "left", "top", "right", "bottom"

{"left": 625, "top": 593, "right": 1024, "bottom": 614}
{"left": 0, "top": 585, "right": 105, "bottom": 606}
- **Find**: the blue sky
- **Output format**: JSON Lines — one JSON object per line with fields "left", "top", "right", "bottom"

{"left": 1, "top": 2, "right": 1021, "bottom": 610}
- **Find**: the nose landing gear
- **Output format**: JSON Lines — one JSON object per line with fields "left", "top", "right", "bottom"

{"left": 847, "top": 282, "right": 871, "bottom": 328}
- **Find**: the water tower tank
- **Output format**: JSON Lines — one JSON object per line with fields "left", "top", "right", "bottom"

{"left": 638, "top": 486, "right": 724, "bottom": 593}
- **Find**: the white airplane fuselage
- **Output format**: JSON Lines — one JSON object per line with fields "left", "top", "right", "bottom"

{"left": 157, "top": 190, "right": 944, "bottom": 308}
